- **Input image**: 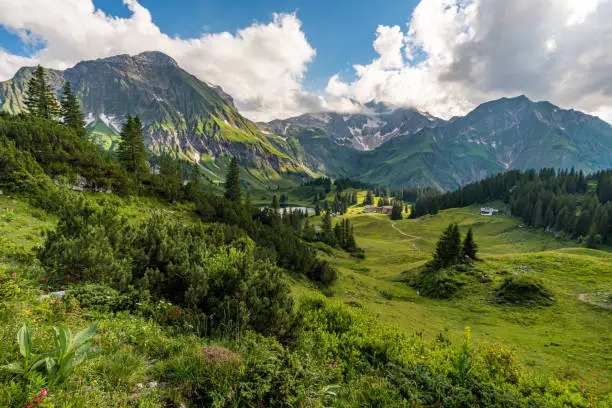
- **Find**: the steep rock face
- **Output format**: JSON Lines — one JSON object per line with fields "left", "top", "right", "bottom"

{"left": 356, "top": 96, "right": 612, "bottom": 189}
{"left": 266, "top": 101, "right": 441, "bottom": 152}
{"left": 268, "top": 95, "right": 612, "bottom": 190}
{"left": 0, "top": 52, "right": 310, "bottom": 185}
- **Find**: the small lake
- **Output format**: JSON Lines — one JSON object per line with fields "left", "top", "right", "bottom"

{"left": 255, "top": 205, "right": 316, "bottom": 214}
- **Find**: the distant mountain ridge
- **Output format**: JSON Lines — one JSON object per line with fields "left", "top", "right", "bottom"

{"left": 266, "top": 101, "right": 441, "bottom": 151}
{"left": 266, "top": 95, "right": 612, "bottom": 189}
{"left": 0, "top": 51, "right": 311, "bottom": 187}
{"left": 2, "top": 51, "right": 612, "bottom": 190}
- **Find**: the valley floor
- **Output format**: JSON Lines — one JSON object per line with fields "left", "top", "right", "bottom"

{"left": 302, "top": 201, "right": 612, "bottom": 394}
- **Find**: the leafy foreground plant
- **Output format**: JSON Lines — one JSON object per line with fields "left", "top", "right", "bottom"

{"left": 1, "top": 323, "right": 97, "bottom": 386}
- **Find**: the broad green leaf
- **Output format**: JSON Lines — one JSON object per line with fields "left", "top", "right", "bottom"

{"left": 44, "top": 357, "right": 58, "bottom": 376}
{"left": 0, "top": 363, "right": 24, "bottom": 375}
{"left": 70, "top": 323, "right": 97, "bottom": 352}
{"left": 17, "top": 325, "right": 31, "bottom": 360}
{"left": 52, "top": 326, "right": 61, "bottom": 348}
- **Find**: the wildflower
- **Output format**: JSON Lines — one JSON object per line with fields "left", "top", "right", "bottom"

{"left": 38, "top": 389, "right": 47, "bottom": 396}
{"left": 33, "top": 397, "right": 41, "bottom": 403}
{"left": 11, "top": 272, "right": 17, "bottom": 278}
{"left": 328, "top": 363, "right": 333, "bottom": 368}
{"left": 229, "top": 386, "right": 233, "bottom": 391}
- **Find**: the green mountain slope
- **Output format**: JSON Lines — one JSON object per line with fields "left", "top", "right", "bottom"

{"left": 0, "top": 52, "right": 312, "bottom": 187}
{"left": 271, "top": 96, "right": 612, "bottom": 190}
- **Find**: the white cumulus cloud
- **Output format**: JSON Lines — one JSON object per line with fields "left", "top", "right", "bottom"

{"left": 0, "top": 0, "right": 334, "bottom": 121}
{"left": 325, "top": 0, "right": 612, "bottom": 123}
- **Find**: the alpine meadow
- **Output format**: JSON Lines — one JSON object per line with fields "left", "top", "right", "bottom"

{"left": 0, "top": 1, "right": 611, "bottom": 407}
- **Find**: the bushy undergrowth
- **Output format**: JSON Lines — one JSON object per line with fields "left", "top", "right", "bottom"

{"left": 495, "top": 275, "right": 555, "bottom": 306}
{"left": 410, "top": 265, "right": 472, "bottom": 299}
{"left": 37, "top": 197, "right": 294, "bottom": 337}
{"left": 0, "top": 274, "right": 597, "bottom": 407}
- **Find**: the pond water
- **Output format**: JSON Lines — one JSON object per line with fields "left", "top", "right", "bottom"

{"left": 256, "top": 205, "right": 316, "bottom": 214}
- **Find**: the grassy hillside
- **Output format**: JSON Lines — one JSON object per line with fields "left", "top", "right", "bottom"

{"left": 308, "top": 197, "right": 611, "bottom": 395}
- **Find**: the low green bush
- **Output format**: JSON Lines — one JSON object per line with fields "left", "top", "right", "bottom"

{"left": 63, "top": 284, "right": 142, "bottom": 313}
{"left": 495, "top": 275, "right": 554, "bottom": 305}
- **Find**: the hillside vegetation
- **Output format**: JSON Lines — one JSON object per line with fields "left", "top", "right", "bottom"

{"left": 311, "top": 197, "right": 611, "bottom": 399}
{"left": 0, "top": 112, "right": 606, "bottom": 407}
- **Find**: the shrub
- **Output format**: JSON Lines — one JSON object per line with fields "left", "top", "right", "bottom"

{"left": 495, "top": 275, "right": 554, "bottom": 305}
{"left": 38, "top": 196, "right": 132, "bottom": 288}
{"left": 63, "top": 284, "right": 142, "bottom": 313}
{"left": 412, "top": 266, "right": 468, "bottom": 299}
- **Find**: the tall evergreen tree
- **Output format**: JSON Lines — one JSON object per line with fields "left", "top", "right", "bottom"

{"left": 322, "top": 211, "right": 333, "bottom": 234}
{"left": 364, "top": 190, "right": 374, "bottom": 205}
{"left": 117, "top": 115, "right": 148, "bottom": 178}
{"left": 60, "top": 81, "right": 86, "bottom": 137}
{"left": 24, "top": 65, "right": 59, "bottom": 119}
{"left": 460, "top": 228, "right": 478, "bottom": 262}
{"left": 271, "top": 194, "right": 280, "bottom": 210}
{"left": 390, "top": 200, "right": 403, "bottom": 220}
{"left": 224, "top": 156, "right": 241, "bottom": 202}
{"left": 431, "top": 223, "right": 462, "bottom": 270}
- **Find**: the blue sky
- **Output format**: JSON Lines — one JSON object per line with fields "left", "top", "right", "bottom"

{"left": 1, "top": 0, "right": 611, "bottom": 123}
{"left": 0, "top": 0, "right": 418, "bottom": 92}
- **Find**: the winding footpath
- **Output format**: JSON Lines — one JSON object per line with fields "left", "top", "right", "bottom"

{"left": 367, "top": 214, "right": 421, "bottom": 251}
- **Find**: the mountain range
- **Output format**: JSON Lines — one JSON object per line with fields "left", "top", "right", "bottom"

{"left": 2, "top": 51, "right": 612, "bottom": 190}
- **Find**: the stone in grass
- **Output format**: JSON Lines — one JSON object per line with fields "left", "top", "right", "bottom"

{"left": 202, "top": 346, "right": 242, "bottom": 368}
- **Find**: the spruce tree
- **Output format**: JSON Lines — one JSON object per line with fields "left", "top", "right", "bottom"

{"left": 322, "top": 211, "right": 333, "bottom": 234}
{"left": 271, "top": 194, "right": 280, "bottom": 210}
{"left": 60, "top": 81, "right": 86, "bottom": 137}
{"left": 24, "top": 65, "right": 59, "bottom": 119}
{"left": 448, "top": 224, "right": 462, "bottom": 265}
{"left": 391, "top": 200, "right": 403, "bottom": 220}
{"left": 117, "top": 115, "right": 148, "bottom": 179}
{"left": 461, "top": 228, "right": 478, "bottom": 262}
{"left": 364, "top": 190, "right": 374, "bottom": 205}
{"left": 224, "top": 156, "right": 241, "bottom": 202}
{"left": 244, "top": 190, "right": 252, "bottom": 207}
{"left": 432, "top": 223, "right": 462, "bottom": 270}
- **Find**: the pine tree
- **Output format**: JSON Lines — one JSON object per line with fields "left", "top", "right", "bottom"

{"left": 448, "top": 224, "right": 462, "bottom": 265}
{"left": 391, "top": 200, "right": 403, "bottom": 220}
{"left": 431, "top": 223, "right": 462, "bottom": 270}
{"left": 60, "top": 81, "right": 86, "bottom": 137}
{"left": 244, "top": 190, "right": 252, "bottom": 207}
{"left": 117, "top": 115, "right": 148, "bottom": 178}
{"left": 364, "top": 190, "right": 374, "bottom": 205}
{"left": 334, "top": 222, "right": 343, "bottom": 244}
{"left": 192, "top": 162, "right": 202, "bottom": 183}
{"left": 24, "top": 65, "right": 59, "bottom": 119}
{"left": 322, "top": 211, "right": 333, "bottom": 234}
{"left": 271, "top": 195, "right": 280, "bottom": 210}
{"left": 224, "top": 156, "right": 241, "bottom": 202}
{"left": 461, "top": 228, "right": 478, "bottom": 262}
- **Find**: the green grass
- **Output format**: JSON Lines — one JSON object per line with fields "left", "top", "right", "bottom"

{"left": 308, "top": 198, "right": 612, "bottom": 394}
{"left": 2, "top": 191, "right": 610, "bottom": 399}
{"left": 0, "top": 195, "right": 55, "bottom": 251}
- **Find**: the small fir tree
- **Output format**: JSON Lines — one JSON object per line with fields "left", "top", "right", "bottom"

{"left": 25, "top": 65, "right": 60, "bottom": 119}
{"left": 224, "top": 157, "right": 241, "bottom": 202}
{"left": 60, "top": 81, "right": 86, "bottom": 137}
{"left": 460, "top": 228, "right": 478, "bottom": 262}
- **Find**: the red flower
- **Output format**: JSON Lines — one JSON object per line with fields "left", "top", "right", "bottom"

{"left": 33, "top": 397, "right": 41, "bottom": 403}
{"left": 11, "top": 272, "right": 17, "bottom": 278}
{"left": 38, "top": 389, "right": 47, "bottom": 396}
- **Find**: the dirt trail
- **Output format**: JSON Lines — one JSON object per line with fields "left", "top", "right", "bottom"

{"left": 390, "top": 222, "right": 420, "bottom": 239}
{"left": 578, "top": 293, "right": 611, "bottom": 309}
{"left": 367, "top": 214, "right": 420, "bottom": 251}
